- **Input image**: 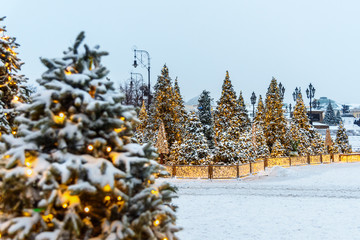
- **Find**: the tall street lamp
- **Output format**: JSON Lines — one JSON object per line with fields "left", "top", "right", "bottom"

{"left": 292, "top": 87, "right": 301, "bottom": 102}
{"left": 278, "top": 82, "right": 285, "bottom": 101}
{"left": 306, "top": 83, "right": 315, "bottom": 125}
{"left": 133, "top": 49, "right": 151, "bottom": 109}
{"left": 250, "top": 92, "right": 257, "bottom": 119}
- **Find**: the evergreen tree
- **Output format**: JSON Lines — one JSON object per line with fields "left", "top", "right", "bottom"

{"left": 252, "top": 123, "right": 270, "bottom": 158}
{"left": 173, "top": 77, "right": 188, "bottom": 139}
{"left": 253, "top": 95, "right": 265, "bottom": 126}
{"left": 155, "top": 120, "right": 169, "bottom": 164}
{"left": 213, "top": 125, "right": 240, "bottom": 164}
{"left": 134, "top": 100, "right": 148, "bottom": 144}
{"left": 214, "top": 71, "right": 240, "bottom": 140}
{"left": 323, "top": 101, "right": 337, "bottom": 125}
{"left": 288, "top": 121, "right": 310, "bottom": 156}
{"left": 237, "top": 91, "right": 250, "bottom": 130}
{"left": 238, "top": 130, "right": 256, "bottom": 162}
{"left": 271, "top": 139, "right": 286, "bottom": 157}
{"left": 264, "top": 77, "right": 287, "bottom": 152}
{"left": 149, "top": 65, "right": 181, "bottom": 147}
{"left": 0, "top": 17, "right": 30, "bottom": 134}
{"left": 335, "top": 121, "right": 352, "bottom": 153}
{"left": 335, "top": 110, "right": 342, "bottom": 124}
{"left": 0, "top": 33, "right": 180, "bottom": 239}
{"left": 309, "top": 127, "right": 325, "bottom": 155}
{"left": 197, "top": 90, "right": 215, "bottom": 149}
{"left": 174, "top": 112, "right": 209, "bottom": 165}
{"left": 292, "top": 93, "right": 311, "bottom": 131}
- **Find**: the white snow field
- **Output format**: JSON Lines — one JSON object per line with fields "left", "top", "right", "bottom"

{"left": 161, "top": 163, "right": 360, "bottom": 240}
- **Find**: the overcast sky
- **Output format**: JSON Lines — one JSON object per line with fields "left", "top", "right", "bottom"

{"left": 3, "top": 0, "right": 360, "bottom": 105}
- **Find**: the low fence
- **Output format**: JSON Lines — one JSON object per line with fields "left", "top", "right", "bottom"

{"left": 164, "top": 153, "right": 360, "bottom": 179}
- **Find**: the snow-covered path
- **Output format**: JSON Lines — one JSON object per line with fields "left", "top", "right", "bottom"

{"left": 161, "top": 163, "right": 360, "bottom": 240}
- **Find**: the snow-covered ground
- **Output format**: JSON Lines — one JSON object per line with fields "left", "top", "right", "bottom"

{"left": 162, "top": 163, "right": 360, "bottom": 240}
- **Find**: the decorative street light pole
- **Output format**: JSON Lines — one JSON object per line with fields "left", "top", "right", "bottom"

{"left": 306, "top": 83, "right": 315, "bottom": 125}
{"left": 278, "top": 82, "right": 285, "bottom": 101}
{"left": 292, "top": 87, "right": 301, "bottom": 102}
{"left": 130, "top": 72, "right": 144, "bottom": 101}
{"left": 250, "top": 92, "right": 257, "bottom": 119}
{"left": 289, "top": 103, "right": 292, "bottom": 115}
{"left": 133, "top": 49, "right": 151, "bottom": 109}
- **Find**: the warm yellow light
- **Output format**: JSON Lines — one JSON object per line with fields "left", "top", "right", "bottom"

{"left": 87, "top": 145, "right": 94, "bottom": 151}
{"left": 42, "top": 214, "right": 54, "bottom": 223}
{"left": 117, "top": 196, "right": 122, "bottom": 201}
{"left": 59, "top": 112, "right": 65, "bottom": 118}
{"left": 25, "top": 161, "right": 31, "bottom": 167}
{"left": 12, "top": 130, "right": 16, "bottom": 135}
{"left": 4, "top": 112, "right": 7, "bottom": 116}
{"left": 62, "top": 203, "right": 68, "bottom": 209}
{"left": 151, "top": 190, "right": 158, "bottom": 195}
{"left": 104, "top": 196, "right": 111, "bottom": 201}
{"left": 65, "top": 67, "right": 72, "bottom": 75}
{"left": 103, "top": 184, "right": 111, "bottom": 192}
{"left": 13, "top": 96, "right": 19, "bottom": 101}
{"left": 153, "top": 219, "right": 160, "bottom": 227}
{"left": 26, "top": 168, "right": 33, "bottom": 176}
{"left": 106, "top": 146, "right": 112, "bottom": 152}
{"left": 163, "top": 238, "right": 168, "bottom": 240}
{"left": 84, "top": 207, "right": 90, "bottom": 213}
{"left": 120, "top": 117, "right": 125, "bottom": 121}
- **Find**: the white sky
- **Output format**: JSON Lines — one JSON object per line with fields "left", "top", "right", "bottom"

{"left": 3, "top": 0, "right": 360, "bottom": 105}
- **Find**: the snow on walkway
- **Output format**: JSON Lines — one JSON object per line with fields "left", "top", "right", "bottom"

{"left": 160, "top": 163, "right": 360, "bottom": 240}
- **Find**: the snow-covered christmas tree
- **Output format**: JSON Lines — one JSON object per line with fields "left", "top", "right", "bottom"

{"left": 323, "top": 101, "right": 337, "bottom": 125}
{"left": 155, "top": 120, "right": 169, "bottom": 164}
{"left": 253, "top": 95, "right": 265, "bottom": 127}
{"left": 172, "top": 111, "right": 209, "bottom": 165}
{"left": 237, "top": 91, "right": 250, "bottom": 131}
{"left": 134, "top": 100, "right": 149, "bottom": 144}
{"left": 270, "top": 139, "right": 286, "bottom": 157}
{"left": 335, "top": 121, "right": 352, "bottom": 153}
{"left": 264, "top": 77, "right": 287, "bottom": 152}
{"left": 0, "top": 32, "right": 180, "bottom": 239}
{"left": 0, "top": 17, "right": 30, "bottom": 135}
{"left": 197, "top": 90, "right": 215, "bottom": 149}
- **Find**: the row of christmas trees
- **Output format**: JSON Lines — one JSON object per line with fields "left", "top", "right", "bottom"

{"left": 135, "top": 67, "right": 352, "bottom": 165}
{"left": 0, "top": 19, "right": 180, "bottom": 239}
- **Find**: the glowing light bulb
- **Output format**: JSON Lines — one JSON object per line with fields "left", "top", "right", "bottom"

{"left": 120, "top": 117, "right": 125, "bottom": 121}
{"left": 12, "top": 130, "right": 16, "bottom": 135}
{"left": 25, "top": 161, "right": 31, "bottom": 167}
{"left": 104, "top": 196, "right": 111, "bottom": 201}
{"left": 106, "top": 146, "right": 112, "bottom": 152}
{"left": 153, "top": 219, "right": 160, "bottom": 226}
{"left": 103, "top": 184, "right": 111, "bottom": 192}
{"left": 163, "top": 238, "right": 168, "bottom": 240}
{"left": 84, "top": 207, "right": 90, "bottom": 213}
{"left": 151, "top": 190, "right": 158, "bottom": 195}
{"left": 62, "top": 203, "right": 68, "bottom": 209}
{"left": 26, "top": 168, "right": 33, "bottom": 176}
{"left": 59, "top": 112, "right": 65, "bottom": 118}
{"left": 117, "top": 196, "right": 122, "bottom": 201}
{"left": 87, "top": 145, "right": 94, "bottom": 151}
{"left": 13, "top": 96, "right": 19, "bottom": 101}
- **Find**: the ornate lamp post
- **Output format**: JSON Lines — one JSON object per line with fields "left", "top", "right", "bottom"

{"left": 292, "top": 87, "right": 301, "bottom": 102}
{"left": 278, "top": 82, "right": 285, "bottom": 101}
{"left": 250, "top": 92, "right": 257, "bottom": 119}
{"left": 289, "top": 103, "right": 292, "bottom": 115}
{"left": 306, "top": 83, "right": 315, "bottom": 125}
{"left": 133, "top": 49, "right": 151, "bottom": 109}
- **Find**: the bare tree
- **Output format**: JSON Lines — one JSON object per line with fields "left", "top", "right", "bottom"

{"left": 120, "top": 77, "right": 148, "bottom": 108}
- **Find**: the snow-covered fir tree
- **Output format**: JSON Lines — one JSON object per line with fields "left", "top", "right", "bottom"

{"left": 149, "top": 65, "right": 183, "bottom": 147}
{"left": 197, "top": 90, "right": 215, "bottom": 149}
{"left": 325, "top": 128, "right": 334, "bottom": 153}
{"left": 173, "top": 77, "right": 188, "bottom": 140}
{"left": 134, "top": 100, "right": 148, "bottom": 144}
{"left": 237, "top": 91, "right": 250, "bottom": 131}
{"left": 213, "top": 125, "right": 241, "bottom": 164}
{"left": 270, "top": 139, "right": 286, "bottom": 157}
{"left": 335, "top": 121, "right": 352, "bottom": 153}
{"left": 253, "top": 95, "right": 265, "bottom": 127}
{"left": 0, "top": 32, "right": 180, "bottom": 239}
{"left": 214, "top": 71, "right": 240, "bottom": 141}
{"left": 0, "top": 17, "right": 30, "bottom": 134}
{"left": 172, "top": 111, "right": 209, "bottom": 165}
{"left": 335, "top": 110, "right": 342, "bottom": 124}
{"left": 288, "top": 121, "right": 310, "bottom": 156}
{"left": 264, "top": 77, "right": 287, "bottom": 152}
{"left": 323, "top": 101, "right": 337, "bottom": 125}
{"left": 252, "top": 123, "right": 270, "bottom": 158}
{"left": 155, "top": 120, "right": 169, "bottom": 164}
{"left": 238, "top": 130, "right": 256, "bottom": 162}
{"left": 308, "top": 127, "right": 325, "bottom": 155}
